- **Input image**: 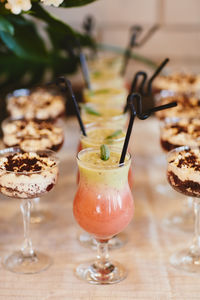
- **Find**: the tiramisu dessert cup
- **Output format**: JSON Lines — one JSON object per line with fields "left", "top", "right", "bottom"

{"left": 155, "top": 90, "right": 200, "bottom": 120}
{"left": 0, "top": 148, "right": 59, "bottom": 274}
{"left": 74, "top": 147, "right": 134, "bottom": 284}
{"left": 160, "top": 118, "right": 200, "bottom": 231}
{"left": 2, "top": 118, "right": 64, "bottom": 224}
{"left": 167, "top": 146, "right": 200, "bottom": 272}
{"left": 2, "top": 118, "right": 64, "bottom": 152}
{"left": 6, "top": 87, "right": 65, "bottom": 121}
{"left": 153, "top": 72, "right": 200, "bottom": 94}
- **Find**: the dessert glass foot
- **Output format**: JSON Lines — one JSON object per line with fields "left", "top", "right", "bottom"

{"left": 170, "top": 248, "right": 200, "bottom": 273}
{"left": 3, "top": 251, "right": 52, "bottom": 274}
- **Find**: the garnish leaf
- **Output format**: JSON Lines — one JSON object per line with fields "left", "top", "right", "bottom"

{"left": 82, "top": 104, "right": 101, "bottom": 116}
{"left": 92, "top": 71, "right": 101, "bottom": 78}
{"left": 95, "top": 88, "right": 110, "bottom": 94}
{"left": 105, "top": 130, "right": 123, "bottom": 140}
{"left": 100, "top": 144, "right": 110, "bottom": 161}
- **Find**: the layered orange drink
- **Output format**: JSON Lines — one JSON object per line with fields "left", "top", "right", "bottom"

{"left": 73, "top": 148, "right": 134, "bottom": 240}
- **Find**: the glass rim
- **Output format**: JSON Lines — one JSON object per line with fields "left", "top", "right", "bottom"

{"left": 77, "top": 147, "right": 131, "bottom": 170}
{"left": 81, "top": 124, "right": 126, "bottom": 143}
{"left": 84, "top": 86, "right": 127, "bottom": 94}
{"left": 6, "top": 87, "right": 65, "bottom": 103}
{"left": 0, "top": 147, "right": 60, "bottom": 175}
{"left": 2, "top": 116, "right": 63, "bottom": 129}
{"left": 155, "top": 89, "right": 200, "bottom": 102}
{"left": 167, "top": 145, "right": 200, "bottom": 160}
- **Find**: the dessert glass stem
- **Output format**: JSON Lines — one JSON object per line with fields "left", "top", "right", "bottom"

{"left": 20, "top": 199, "right": 34, "bottom": 257}
{"left": 32, "top": 197, "right": 40, "bottom": 212}
{"left": 190, "top": 198, "right": 200, "bottom": 255}
{"left": 94, "top": 240, "right": 112, "bottom": 270}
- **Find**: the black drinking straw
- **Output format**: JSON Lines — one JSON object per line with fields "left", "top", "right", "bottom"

{"left": 120, "top": 95, "right": 137, "bottom": 164}
{"left": 54, "top": 77, "right": 87, "bottom": 136}
{"left": 127, "top": 57, "right": 169, "bottom": 100}
{"left": 146, "top": 58, "right": 169, "bottom": 95}
{"left": 120, "top": 25, "right": 142, "bottom": 76}
{"left": 82, "top": 15, "right": 95, "bottom": 37}
{"left": 79, "top": 51, "right": 92, "bottom": 90}
{"left": 75, "top": 38, "right": 92, "bottom": 90}
{"left": 120, "top": 93, "right": 177, "bottom": 163}
{"left": 135, "top": 24, "right": 159, "bottom": 47}
{"left": 126, "top": 91, "right": 177, "bottom": 120}
{"left": 130, "top": 71, "right": 147, "bottom": 94}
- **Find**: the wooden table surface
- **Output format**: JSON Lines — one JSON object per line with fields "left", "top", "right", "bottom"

{"left": 0, "top": 117, "right": 200, "bottom": 300}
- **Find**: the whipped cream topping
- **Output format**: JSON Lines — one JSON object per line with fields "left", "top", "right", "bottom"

{"left": 168, "top": 148, "right": 200, "bottom": 184}
{"left": 0, "top": 152, "right": 59, "bottom": 198}
{"left": 161, "top": 118, "right": 200, "bottom": 149}
{"left": 2, "top": 119, "right": 64, "bottom": 152}
{"left": 153, "top": 73, "right": 200, "bottom": 93}
{"left": 156, "top": 94, "right": 200, "bottom": 119}
{"left": 0, "top": 152, "right": 57, "bottom": 172}
{"left": 7, "top": 88, "right": 65, "bottom": 121}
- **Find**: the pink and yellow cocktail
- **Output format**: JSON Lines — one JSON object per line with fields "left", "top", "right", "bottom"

{"left": 73, "top": 147, "right": 134, "bottom": 284}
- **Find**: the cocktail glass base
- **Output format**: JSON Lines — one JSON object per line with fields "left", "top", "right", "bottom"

{"left": 3, "top": 251, "right": 52, "bottom": 274}
{"left": 163, "top": 209, "right": 194, "bottom": 232}
{"left": 76, "top": 260, "right": 127, "bottom": 284}
{"left": 78, "top": 232, "right": 127, "bottom": 250}
{"left": 170, "top": 249, "right": 200, "bottom": 273}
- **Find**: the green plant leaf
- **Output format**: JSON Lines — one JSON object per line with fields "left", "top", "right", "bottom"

{"left": 0, "top": 3, "right": 10, "bottom": 15}
{"left": 0, "top": 16, "right": 14, "bottom": 35}
{"left": 61, "top": 0, "right": 98, "bottom": 7}
{"left": 0, "top": 15, "right": 47, "bottom": 61}
{"left": 30, "top": 3, "right": 95, "bottom": 52}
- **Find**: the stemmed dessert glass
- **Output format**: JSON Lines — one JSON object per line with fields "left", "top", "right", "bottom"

{"left": 160, "top": 118, "right": 194, "bottom": 231}
{"left": 1, "top": 117, "right": 64, "bottom": 224}
{"left": 167, "top": 146, "right": 200, "bottom": 272}
{"left": 74, "top": 147, "right": 134, "bottom": 284}
{"left": 0, "top": 148, "right": 59, "bottom": 274}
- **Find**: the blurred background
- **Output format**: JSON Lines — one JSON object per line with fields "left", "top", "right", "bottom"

{"left": 47, "top": 0, "right": 200, "bottom": 73}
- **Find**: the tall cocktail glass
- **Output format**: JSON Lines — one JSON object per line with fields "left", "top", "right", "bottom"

{"left": 77, "top": 124, "right": 134, "bottom": 250}
{"left": 74, "top": 147, "right": 134, "bottom": 284}
{"left": 0, "top": 148, "right": 59, "bottom": 274}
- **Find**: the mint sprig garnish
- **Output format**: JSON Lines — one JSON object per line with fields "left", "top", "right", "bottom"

{"left": 81, "top": 104, "right": 101, "bottom": 116}
{"left": 92, "top": 71, "right": 101, "bottom": 78}
{"left": 100, "top": 144, "right": 110, "bottom": 161}
{"left": 105, "top": 130, "right": 123, "bottom": 140}
{"left": 95, "top": 89, "right": 110, "bottom": 94}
